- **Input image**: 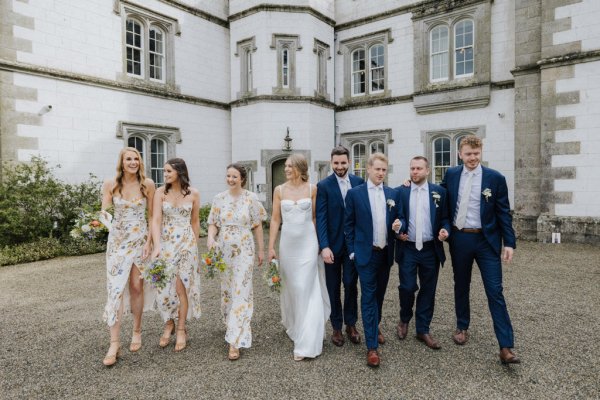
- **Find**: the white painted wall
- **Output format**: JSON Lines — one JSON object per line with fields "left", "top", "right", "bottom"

{"left": 553, "top": 61, "right": 600, "bottom": 217}
{"left": 230, "top": 0, "right": 335, "bottom": 19}
{"left": 334, "top": 0, "right": 415, "bottom": 25}
{"left": 554, "top": 0, "right": 600, "bottom": 52}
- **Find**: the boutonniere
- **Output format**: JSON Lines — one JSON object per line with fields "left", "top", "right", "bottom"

{"left": 431, "top": 191, "right": 441, "bottom": 208}
{"left": 482, "top": 188, "right": 492, "bottom": 202}
{"left": 386, "top": 199, "right": 395, "bottom": 210}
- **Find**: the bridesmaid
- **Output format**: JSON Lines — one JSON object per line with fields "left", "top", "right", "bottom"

{"left": 151, "top": 158, "right": 201, "bottom": 352}
{"left": 207, "top": 163, "right": 266, "bottom": 361}
{"left": 101, "top": 147, "right": 155, "bottom": 366}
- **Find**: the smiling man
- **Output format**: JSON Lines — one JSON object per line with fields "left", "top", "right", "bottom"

{"left": 441, "top": 135, "right": 520, "bottom": 365}
{"left": 316, "top": 146, "right": 364, "bottom": 347}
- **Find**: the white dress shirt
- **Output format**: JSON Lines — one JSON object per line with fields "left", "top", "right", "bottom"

{"left": 408, "top": 181, "right": 433, "bottom": 242}
{"left": 335, "top": 174, "right": 350, "bottom": 202}
{"left": 367, "top": 179, "right": 387, "bottom": 248}
{"left": 455, "top": 164, "right": 483, "bottom": 229}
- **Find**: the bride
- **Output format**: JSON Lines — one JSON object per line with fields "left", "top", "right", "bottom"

{"left": 268, "top": 154, "right": 331, "bottom": 361}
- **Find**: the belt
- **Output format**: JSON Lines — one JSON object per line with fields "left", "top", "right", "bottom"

{"left": 452, "top": 226, "right": 482, "bottom": 233}
{"left": 372, "top": 245, "right": 387, "bottom": 251}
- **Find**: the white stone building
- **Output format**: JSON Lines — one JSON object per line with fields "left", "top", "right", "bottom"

{"left": 1, "top": 0, "right": 599, "bottom": 243}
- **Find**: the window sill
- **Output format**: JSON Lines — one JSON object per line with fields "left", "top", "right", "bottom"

{"left": 413, "top": 83, "right": 490, "bottom": 114}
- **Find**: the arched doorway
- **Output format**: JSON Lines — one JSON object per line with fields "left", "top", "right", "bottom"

{"left": 271, "top": 158, "right": 286, "bottom": 198}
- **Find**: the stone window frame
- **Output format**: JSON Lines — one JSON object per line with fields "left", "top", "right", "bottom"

{"left": 117, "top": 121, "right": 181, "bottom": 186}
{"left": 413, "top": 2, "right": 491, "bottom": 94}
{"left": 427, "top": 18, "right": 475, "bottom": 83}
{"left": 115, "top": 0, "right": 179, "bottom": 89}
{"left": 340, "top": 129, "right": 394, "bottom": 180}
{"left": 270, "top": 34, "right": 302, "bottom": 95}
{"left": 235, "top": 37, "right": 257, "bottom": 99}
{"left": 422, "top": 125, "right": 486, "bottom": 184}
{"left": 339, "top": 29, "right": 393, "bottom": 104}
{"left": 313, "top": 39, "right": 331, "bottom": 99}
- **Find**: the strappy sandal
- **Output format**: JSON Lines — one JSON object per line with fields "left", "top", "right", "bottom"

{"left": 103, "top": 340, "right": 121, "bottom": 366}
{"left": 130, "top": 329, "right": 142, "bottom": 352}
{"left": 159, "top": 320, "right": 175, "bottom": 348}
{"left": 174, "top": 328, "right": 187, "bottom": 352}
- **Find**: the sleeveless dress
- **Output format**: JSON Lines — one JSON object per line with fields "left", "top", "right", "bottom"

{"left": 103, "top": 197, "right": 155, "bottom": 327}
{"left": 279, "top": 185, "right": 331, "bottom": 358}
{"left": 207, "top": 190, "right": 267, "bottom": 348}
{"left": 155, "top": 202, "right": 202, "bottom": 322}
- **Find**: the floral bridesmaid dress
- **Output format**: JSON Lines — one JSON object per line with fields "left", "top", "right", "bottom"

{"left": 103, "top": 197, "right": 154, "bottom": 326}
{"left": 155, "top": 202, "right": 202, "bottom": 321}
{"left": 207, "top": 190, "right": 266, "bottom": 348}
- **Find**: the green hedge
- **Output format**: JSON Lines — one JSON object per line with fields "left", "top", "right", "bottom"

{"left": 0, "top": 237, "right": 106, "bottom": 266}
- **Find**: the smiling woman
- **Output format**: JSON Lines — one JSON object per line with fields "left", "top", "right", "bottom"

{"left": 101, "top": 147, "right": 156, "bottom": 366}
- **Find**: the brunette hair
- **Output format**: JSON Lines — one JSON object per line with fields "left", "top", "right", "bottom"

{"left": 164, "top": 158, "right": 191, "bottom": 197}
{"left": 411, "top": 156, "right": 430, "bottom": 168}
{"left": 459, "top": 135, "right": 482, "bottom": 150}
{"left": 287, "top": 153, "right": 309, "bottom": 182}
{"left": 227, "top": 163, "right": 248, "bottom": 187}
{"left": 330, "top": 145, "right": 350, "bottom": 159}
{"left": 112, "top": 147, "right": 149, "bottom": 198}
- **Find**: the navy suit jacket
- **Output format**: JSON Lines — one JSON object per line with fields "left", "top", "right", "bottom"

{"left": 344, "top": 183, "right": 404, "bottom": 267}
{"left": 316, "top": 173, "right": 364, "bottom": 255}
{"left": 441, "top": 165, "right": 516, "bottom": 255}
{"left": 394, "top": 183, "right": 450, "bottom": 267}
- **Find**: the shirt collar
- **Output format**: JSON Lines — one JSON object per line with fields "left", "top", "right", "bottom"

{"left": 367, "top": 179, "right": 383, "bottom": 190}
{"left": 462, "top": 164, "right": 482, "bottom": 176}
{"left": 411, "top": 181, "right": 428, "bottom": 191}
{"left": 335, "top": 174, "right": 349, "bottom": 184}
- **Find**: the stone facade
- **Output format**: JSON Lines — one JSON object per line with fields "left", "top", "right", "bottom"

{"left": 0, "top": 0, "right": 599, "bottom": 243}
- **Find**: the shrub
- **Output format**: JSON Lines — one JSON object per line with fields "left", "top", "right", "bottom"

{"left": 0, "top": 237, "right": 105, "bottom": 266}
{"left": 0, "top": 157, "right": 101, "bottom": 246}
{"left": 199, "top": 204, "right": 212, "bottom": 237}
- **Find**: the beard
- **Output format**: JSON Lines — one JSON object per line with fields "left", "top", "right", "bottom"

{"left": 334, "top": 167, "right": 349, "bottom": 178}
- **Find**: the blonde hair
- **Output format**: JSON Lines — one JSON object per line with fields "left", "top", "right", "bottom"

{"left": 459, "top": 135, "right": 482, "bottom": 150}
{"left": 367, "top": 152, "right": 388, "bottom": 166}
{"left": 112, "top": 147, "right": 149, "bottom": 198}
{"left": 287, "top": 153, "right": 309, "bottom": 182}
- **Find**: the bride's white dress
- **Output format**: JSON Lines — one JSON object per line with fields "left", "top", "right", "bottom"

{"left": 279, "top": 189, "right": 331, "bottom": 358}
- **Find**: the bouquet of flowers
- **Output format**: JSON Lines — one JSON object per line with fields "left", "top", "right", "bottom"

{"left": 143, "top": 258, "right": 174, "bottom": 290}
{"left": 70, "top": 209, "right": 109, "bottom": 241}
{"left": 201, "top": 247, "right": 227, "bottom": 279}
{"left": 265, "top": 259, "right": 282, "bottom": 293}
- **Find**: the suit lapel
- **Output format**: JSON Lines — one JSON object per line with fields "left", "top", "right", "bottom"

{"left": 480, "top": 166, "right": 490, "bottom": 219}
{"left": 360, "top": 184, "right": 372, "bottom": 218}
{"left": 428, "top": 183, "right": 437, "bottom": 229}
{"left": 330, "top": 174, "right": 345, "bottom": 206}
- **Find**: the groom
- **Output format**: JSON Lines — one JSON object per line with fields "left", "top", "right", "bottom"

{"left": 344, "top": 153, "right": 403, "bottom": 367}
{"left": 316, "top": 146, "right": 364, "bottom": 346}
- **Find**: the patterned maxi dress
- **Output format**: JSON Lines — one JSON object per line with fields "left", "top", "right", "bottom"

{"left": 155, "top": 202, "right": 202, "bottom": 322}
{"left": 103, "top": 197, "right": 155, "bottom": 327}
{"left": 208, "top": 190, "right": 266, "bottom": 348}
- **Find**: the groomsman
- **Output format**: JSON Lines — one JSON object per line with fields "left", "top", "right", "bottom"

{"left": 316, "top": 146, "right": 364, "bottom": 346}
{"left": 394, "top": 156, "right": 450, "bottom": 350}
{"left": 441, "top": 135, "right": 520, "bottom": 364}
{"left": 344, "top": 153, "right": 404, "bottom": 367}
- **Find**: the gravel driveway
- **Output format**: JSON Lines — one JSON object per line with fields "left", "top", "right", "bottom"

{"left": 1, "top": 240, "right": 599, "bottom": 399}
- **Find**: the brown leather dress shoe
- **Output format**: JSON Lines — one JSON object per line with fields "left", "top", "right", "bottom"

{"left": 331, "top": 329, "right": 345, "bottom": 347}
{"left": 377, "top": 332, "right": 385, "bottom": 345}
{"left": 345, "top": 326, "right": 361, "bottom": 344}
{"left": 499, "top": 348, "right": 521, "bottom": 364}
{"left": 396, "top": 322, "right": 408, "bottom": 340}
{"left": 416, "top": 333, "right": 441, "bottom": 350}
{"left": 452, "top": 329, "right": 469, "bottom": 345}
{"left": 366, "top": 349, "right": 380, "bottom": 368}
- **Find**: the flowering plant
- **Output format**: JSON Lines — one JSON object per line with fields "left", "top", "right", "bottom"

{"left": 482, "top": 188, "right": 492, "bottom": 202}
{"left": 201, "top": 247, "right": 227, "bottom": 279}
{"left": 142, "top": 258, "right": 174, "bottom": 290}
{"left": 265, "top": 259, "right": 282, "bottom": 293}
{"left": 431, "top": 191, "right": 441, "bottom": 208}
{"left": 386, "top": 199, "right": 396, "bottom": 210}
{"left": 69, "top": 209, "right": 109, "bottom": 241}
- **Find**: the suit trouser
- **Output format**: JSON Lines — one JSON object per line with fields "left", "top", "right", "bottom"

{"left": 324, "top": 249, "right": 359, "bottom": 331}
{"left": 398, "top": 241, "right": 439, "bottom": 334}
{"left": 355, "top": 248, "right": 392, "bottom": 350}
{"left": 449, "top": 231, "right": 515, "bottom": 348}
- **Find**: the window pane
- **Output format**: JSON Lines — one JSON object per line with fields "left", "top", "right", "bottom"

{"left": 370, "top": 141, "right": 384, "bottom": 154}
{"left": 430, "top": 26, "right": 449, "bottom": 81}
{"left": 432, "top": 137, "right": 450, "bottom": 184}
{"left": 455, "top": 20, "right": 474, "bottom": 77}
{"left": 351, "top": 49, "right": 366, "bottom": 96}
{"left": 149, "top": 27, "right": 165, "bottom": 81}
{"left": 370, "top": 44, "right": 385, "bottom": 92}
{"left": 126, "top": 19, "right": 143, "bottom": 77}
{"left": 151, "top": 139, "right": 166, "bottom": 186}
{"left": 352, "top": 143, "right": 366, "bottom": 179}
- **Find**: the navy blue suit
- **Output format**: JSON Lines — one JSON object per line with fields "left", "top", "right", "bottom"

{"left": 344, "top": 183, "right": 404, "bottom": 350}
{"left": 316, "top": 173, "right": 364, "bottom": 331}
{"left": 394, "top": 183, "right": 450, "bottom": 334}
{"left": 442, "top": 165, "right": 516, "bottom": 349}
